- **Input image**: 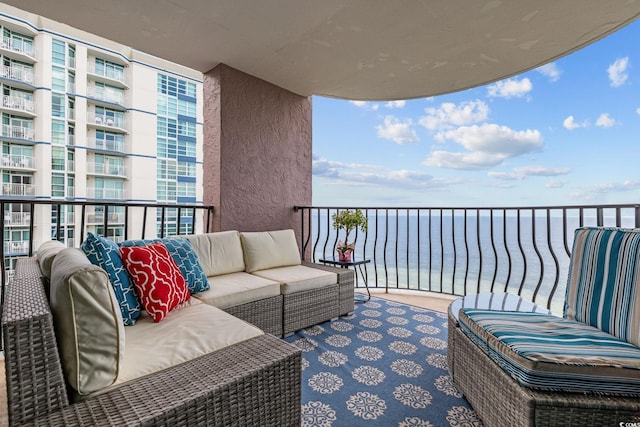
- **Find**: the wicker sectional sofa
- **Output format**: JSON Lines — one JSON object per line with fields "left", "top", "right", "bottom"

{"left": 448, "top": 227, "right": 640, "bottom": 426}
{"left": 2, "top": 229, "right": 355, "bottom": 426}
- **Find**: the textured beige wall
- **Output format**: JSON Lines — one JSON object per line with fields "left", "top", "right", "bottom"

{"left": 203, "top": 64, "right": 312, "bottom": 237}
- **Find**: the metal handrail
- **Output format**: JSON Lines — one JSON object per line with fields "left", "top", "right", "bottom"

{"left": 0, "top": 199, "right": 215, "bottom": 299}
{"left": 295, "top": 203, "right": 640, "bottom": 313}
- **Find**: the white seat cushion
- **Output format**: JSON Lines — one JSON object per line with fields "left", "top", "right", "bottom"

{"left": 114, "top": 298, "right": 263, "bottom": 387}
{"left": 253, "top": 265, "right": 337, "bottom": 295}
{"left": 193, "top": 272, "right": 281, "bottom": 309}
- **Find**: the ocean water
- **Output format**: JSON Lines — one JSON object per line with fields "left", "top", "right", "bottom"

{"left": 304, "top": 210, "right": 637, "bottom": 314}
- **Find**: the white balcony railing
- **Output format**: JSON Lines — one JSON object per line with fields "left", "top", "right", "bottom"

{"left": 3, "top": 211, "right": 31, "bottom": 226}
{"left": 86, "top": 86, "right": 125, "bottom": 105}
{"left": 2, "top": 125, "right": 35, "bottom": 141}
{"left": 67, "top": 135, "right": 75, "bottom": 146}
{"left": 67, "top": 108, "right": 75, "bottom": 121}
{"left": 88, "top": 112, "right": 125, "bottom": 128}
{"left": 86, "top": 211, "right": 125, "bottom": 223}
{"left": 86, "top": 187, "right": 127, "bottom": 200}
{"left": 3, "top": 240, "right": 33, "bottom": 254}
{"left": 86, "top": 161, "right": 126, "bottom": 176}
{"left": 1, "top": 37, "right": 35, "bottom": 58}
{"left": 1, "top": 65, "right": 35, "bottom": 85}
{"left": 67, "top": 83, "right": 76, "bottom": 93}
{"left": 2, "top": 95, "right": 35, "bottom": 114}
{"left": 86, "top": 62, "right": 126, "bottom": 85}
{"left": 0, "top": 155, "right": 34, "bottom": 169}
{"left": 86, "top": 137, "right": 125, "bottom": 153}
{"left": 1, "top": 183, "right": 36, "bottom": 196}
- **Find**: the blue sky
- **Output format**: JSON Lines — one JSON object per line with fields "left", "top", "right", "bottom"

{"left": 312, "top": 19, "right": 640, "bottom": 208}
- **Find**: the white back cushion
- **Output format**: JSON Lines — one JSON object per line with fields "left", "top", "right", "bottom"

{"left": 240, "top": 229, "right": 301, "bottom": 273}
{"left": 181, "top": 230, "right": 245, "bottom": 276}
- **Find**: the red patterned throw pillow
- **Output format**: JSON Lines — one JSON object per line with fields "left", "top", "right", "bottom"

{"left": 120, "top": 242, "right": 189, "bottom": 322}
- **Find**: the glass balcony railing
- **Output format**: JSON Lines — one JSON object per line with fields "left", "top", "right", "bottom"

{"left": 86, "top": 187, "right": 127, "bottom": 200}
{"left": 86, "top": 161, "right": 126, "bottom": 176}
{"left": 87, "top": 63, "right": 126, "bottom": 85}
{"left": 87, "top": 112, "right": 125, "bottom": 128}
{"left": 86, "top": 87, "right": 125, "bottom": 106}
{"left": 4, "top": 240, "right": 36, "bottom": 255}
{"left": 295, "top": 204, "right": 640, "bottom": 314}
{"left": 85, "top": 137, "right": 125, "bottom": 153}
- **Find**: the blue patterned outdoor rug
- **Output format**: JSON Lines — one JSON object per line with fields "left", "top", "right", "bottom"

{"left": 284, "top": 296, "right": 483, "bottom": 427}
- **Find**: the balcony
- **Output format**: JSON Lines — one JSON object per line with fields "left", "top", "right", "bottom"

{"left": 86, "top": 63, "right": 128, "bottom": 88}
{"left": 296, "top": 204, "right": 640, "bottom": 314}
{"left": 87, "top": 112, "right": 126, "bottom": 130}
{"left": 86, "top": 211, "right": 125, "bottom": 224}
{"left": 86, "top": 161, "right": 126, "bottom": 177}
{"left": 0, "top": 37, "right": 36, "bottom": 62}
{"left": 1, "top": 155, "right": 34, "bottom": 169}
{"left": 86, "top": 86, "right": 126, "bottom": 109}
{"left": 1, "top": 183, "right": 35, "bottom": 197}
{"left": 0, "top": 64, "right": 35, "bottom": 86}
{"left": 1, "top": 95, "right": 35, "bottom": 116}
{"left": 85, "top": 137, "right": 125, "bottom": 154}
{"left": 3, "top": 240, "right": 35, "bottom": 256}
{"left": 86, "top": 187, "right": 127, "bottom": 200}
{"left": 2, "top": 125, "right": 35, "bottom": 141}
{"left": 3, "top": 211, "right": 31, "bottom": 226}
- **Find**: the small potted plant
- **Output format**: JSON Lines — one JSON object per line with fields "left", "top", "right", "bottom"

{"left": 332, "top": 209, "right": 368, "bottom": 262}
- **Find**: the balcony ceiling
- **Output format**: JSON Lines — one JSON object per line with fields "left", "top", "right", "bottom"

{"left": 7, "top": 0, "right": 640, "bottom": 100}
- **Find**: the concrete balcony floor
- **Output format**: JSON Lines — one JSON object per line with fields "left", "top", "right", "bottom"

{"left": 0, "top": 290, "right": 455, "bottom": 425}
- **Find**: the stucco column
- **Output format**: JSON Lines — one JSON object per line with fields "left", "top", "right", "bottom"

{"left": 203, "top": 64, "right": 312, "bottom": 238}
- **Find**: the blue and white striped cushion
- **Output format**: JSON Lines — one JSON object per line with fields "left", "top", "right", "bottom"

{"left": 459, "top": 309, "right": 640, "bottom": 396}
{"left": 564, "top": 227, "right": 640, "bottom": 347}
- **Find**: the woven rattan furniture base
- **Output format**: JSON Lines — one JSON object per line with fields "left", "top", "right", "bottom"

{"left": 283, "top": 284, "right": 339, "bottom": 335}
{"left": 3, "top": 257, "right": 302, "bottom": 426}
{"left": 303, "top": 261, "right": 355, "bottom": 316}
{"left": 224, "top": 294, "right": 283, "bottom": 336}
{"left": 448, "top": 311, "right": 640, "bottom": 427}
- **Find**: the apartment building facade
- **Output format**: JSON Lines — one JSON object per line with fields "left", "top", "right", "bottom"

{"left": 0, "top": 5, "right": 204, "bottom": 273}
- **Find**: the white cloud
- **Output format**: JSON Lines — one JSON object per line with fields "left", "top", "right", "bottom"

{"left": 488, "top": 166, "right": 571, "bottom": 180}
{"left": 419, "top": 100, "right": 489, "bottom": 130}
{"left": 313, "top": 155, "right": 457, "bottom": 189}
{"left": 608, "top": 57, "right": 629, "bottom": 87}
{"left": 487, "top": 77, "right": 532, "bottom": 98}
{"left": 425, "top": 124, "right": 543, "bottom": 170}
{"left": 592, "top": 180, "right": 640, "bottom": 193}
{"left": 536, "top": 62, "right": 561, "bottom": 82}
{"left": 595, "top": 113, "right": 616, "bottom": 128}
{"left": 349, "top": 100, "right": 379, "bottom": 110}
{"left": 636, "top": 107, "right": 640, "bottom": 116}
{"left": 385, "top": 100, "right": 406, "bottom": 109}
{"left": 563, "top": 115, "right": 588, "bottom": 130}
{"left": 376, "top": 115, "right": 419, "bottom": 144}
{"left": 424, "top": 151, "right": 506, "bottom": 170}
{"left": 545, "top": 179, "right": 566, "bottom": 188}
{"left": 435, "top": 124, "right": 543, "bottom": 155}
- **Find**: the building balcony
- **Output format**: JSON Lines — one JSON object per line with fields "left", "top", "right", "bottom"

{"left": 86, "top": 187, "right": 127, "bottom": 200}
{"left": 2, "top": 125, "right": 35, "bottom": 141}
{"left": 67, "top": 107, "right": 75, "bottom": 121}
{"left": 86, "top": 63, "right": 128, "bottom": 88}
{"left": 3, "top": 240, "right": 36, "bottom": 256}
{"left": 86, "top": 87, "right": 126, "bottom": 109}
{"left": 1, "top": 154, "right": 34, "bottom": 170}
{"left": 85, "top": 137, "right": 126, "bottom": 154}
{"left": 87, "top": 112, "right": 126, "bottom": 131}
{"left": 86, "top": 161, "right": 127, "bottom": 177}
{"left": 3, "top": 211, "right": 31, "bottom": 226}
{"left": 1, "top": 95, "right": 35, "bottom": 116}
{"left": 86, "top": 211, "right": 125, "bottom": 224}
{"left": 1, "top": 183, "right": 35, "bottom": 197}
{"left": 0, "top": 37, "right": 36, "bottom": 63}
{"left": 0, "top": 64, "right": 35, "bottom": 86}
